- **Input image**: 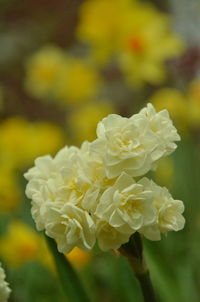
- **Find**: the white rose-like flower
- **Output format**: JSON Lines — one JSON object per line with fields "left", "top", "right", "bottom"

{"left": 24, "top": 144, "right": 97, "bottom": 253}
{"left": 138, "top": 178, "right": 185, "bottom": 240}
{"left": 44, "top": 203, "right": 96, "bottom": 253}
{"left": 0, "top": 263, "right": 11, "bottom": 302}
{"left": 95, "top": 173, "right": 156, "bottom": 237}
{"left": 92, "top": 103, "right": 180, "bottom": 178}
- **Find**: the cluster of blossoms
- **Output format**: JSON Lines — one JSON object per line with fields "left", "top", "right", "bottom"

{"left": 25, "top": 104, "right": 185, "bottom": 252}
{"left": 0, "top": 262, "right": 11, "bottom": 302}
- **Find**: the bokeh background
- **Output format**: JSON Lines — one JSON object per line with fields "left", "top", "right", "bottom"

{"left": 0, "top": 0, "right": 200, "bottom": 301}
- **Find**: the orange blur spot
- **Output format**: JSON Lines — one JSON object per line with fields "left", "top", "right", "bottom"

{"left": 128, "top": 36, "right": 144, "bottom": 53}
{"left": 19, "top": 244, "right": 38, "bottom": 259}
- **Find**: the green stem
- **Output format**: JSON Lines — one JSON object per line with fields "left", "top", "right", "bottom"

{"left": 136, "top": 271, "right": 157, "bottom": 302}
{"left": 46, "top": 235, "right": 92, "bottom": 302}
{"left": 119, "top": 233, "right": 158, "bottom": 302}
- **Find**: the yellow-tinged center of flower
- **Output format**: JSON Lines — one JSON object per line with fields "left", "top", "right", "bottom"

{"left": 128, "top": 36, "right": 144, "bottom": 53}
{"left": 66, "top": 178, "right": 90, "bottom": 199}
{"left": 113, "top": 131, "right": 133, "bottom": 153}
{"left": 103, "top": 177, "right": 114, "bottom": 187}
{"left": 118, "top": 136, "right": 131, "bottom": 148}
{"left": 126, "top": 199, "right": 143, "bottom": 215}
{"left": 119, "top": 191, "right": 143, "bottom": 215}
{"left": 91, "top": 161, "right": 114, "bottom": 187}
{"left": 67, "top": 180, "right": 77, "bottom": 190}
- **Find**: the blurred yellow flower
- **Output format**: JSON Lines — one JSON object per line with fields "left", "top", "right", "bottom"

{"left": 187, "top": 101, "right": 200, "bottom": 128}
{"left": 77, "top": 0, "right": 183, "bottom": 86}
{"left": 25, "top": 45, "right": 100, "bottom": 105}
{"left": 66, "top": 247, "right": 91, "bottom": 268}
{"left": 151, "top": 82, "right": 200, "bottom": 132}
{"left": 54, "top": 57, "right": 101, "bottom": 105}
{"left": 68, "top": 101, "right": 115, "bottom": 144}
{"left": 0, "top": 221, "right": 55, "bottom": 271}
{"left": 0, "top": 117, "right": 29, "bottom": 167}
{"left": 150, "top": 88, "right": 188, "bottom": 132}
{"left": 118, "top": 3, "right": 183, "bottom": 86}
{"left": 77, "top": 0, "right": 133, "bottom": 63}
{"left": 0, "top": 169, "right": 21, "bottom": 213}
{"left": 26, "top": 121, "right": 65, "bottom": 162}
{"left": 25, "top": 45, "right": 66, "bottom": 100}
{"left": 0, "top": 221, "right": 91, "bottom": 271}
{"left": 0, "top": 221, "right": 42, "bottom": 267}
{"left": 0, "top": 118, "right": 64, "bottom": 212}
{"left": 0, "top": 117, "right": 65, "bottom": 168}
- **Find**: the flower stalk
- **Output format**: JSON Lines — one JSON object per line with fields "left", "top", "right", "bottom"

{"left": 119, "top": 233, "right": 157, "bottom": 302}
{"left": 46, "top": 235, "right": 92, "bottom": 302}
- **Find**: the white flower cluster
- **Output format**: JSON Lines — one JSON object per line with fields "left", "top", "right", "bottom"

{"left": 0, "top": 262, "right": 11, "bottom": 302}
{"left": 25, "top": 103, "right": 185, "bottom": 252}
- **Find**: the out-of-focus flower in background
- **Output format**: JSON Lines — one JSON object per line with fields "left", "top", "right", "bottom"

{"left": 68, "top": 100, "right": 115, "bottom": 144}
{"left": 0, "top": 117, "right": 65, "bottom": 169}
{"left": 0, "top": 221, "right": 92, "bottom": 271}
{"left": 0, "top": 169, "right": 21, "bottom": 213}
{"left": 77, "top": 0, "right": 183, "bottom": 86}
{"left": 151, "top": 80, "right": 200, "bottom": 134}
{"left": 53, "top": 57, "right": 101, "bottom": 105}
{"left": 77, "top": 0, "right": 133, "bottom": 63}
{"left": 26, "top": 122, "right": 65, "bottom": 162}
{"left": 150, "top": 88, "right": 189, "bottom": 133}
{"left": 25, "top": 45, "right": 101, "bottom": 106}
{"left": 24, "top": 45, "right": 66, "bottom": 101}
{"left": 66, "top": 247, "right": 92, "bottom": 268}
{"left": 0, "top": 118, "right": 65, "bottom": 214}
{"left": 118, "top": 8, "right": 183, "bottom": 86}
{"left": 0, "top": 221, "right": 44, "bottom": 268}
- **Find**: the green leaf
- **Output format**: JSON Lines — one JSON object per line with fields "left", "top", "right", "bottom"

{"left": 144, "top": 241, "right": 182, "bottom": 302}
{"left": 45, "top": 235, "right": 92, "bottom": 302}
